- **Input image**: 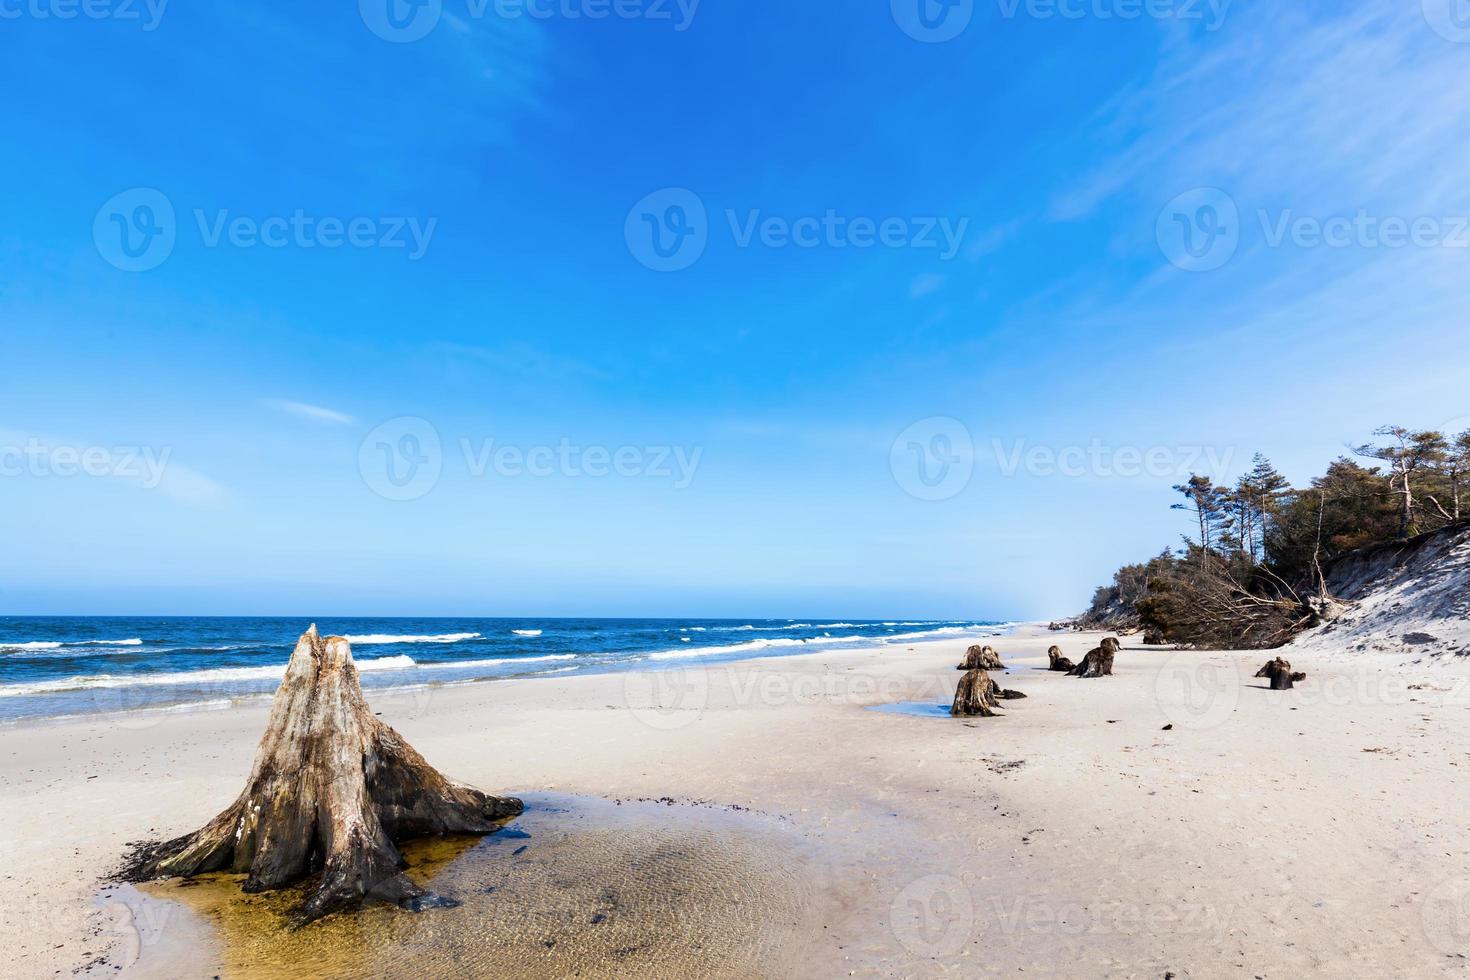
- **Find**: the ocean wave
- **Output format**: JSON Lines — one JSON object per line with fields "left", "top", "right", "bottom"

{"left": 0, "top": 654, "right": 419, "bottom": 698}
{"left": 343, "top": 632, "right": 481, "bottom": 645}
{"left": 1, "top": 638, "right": 144, "bottom": 653}
{"left": 436, "top": 654, "right": 576, "bottom": 670}
{"left": 511, "top": 629, "right": 543, "bottom": 637}
{"left": 647, "top": 634, "right": 882, "bottom": 661}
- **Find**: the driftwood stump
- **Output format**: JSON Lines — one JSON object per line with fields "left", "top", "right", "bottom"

{"left": 1047, "top": 646, "right": 1075, "bottom": 672}
{"left": 1255, "top": 657, "right": 1307, "bottom": 691}
{"left": 120, "top": 625, "right": 523, "bottom": 922}
{"left": 951, "top": 669, "right": 1025, "bottom": 716}
{"left": 1067, "top": 645, "right": 1115, "bottom": 678}
{"left": 957, "top": 644, "right": 1006, "bottom": 671}
{"left": 952, "top": 669, "right": 999, "bottom": 716}
{"left": 1143, "top": 629, "right": 1166, "bottom": 645}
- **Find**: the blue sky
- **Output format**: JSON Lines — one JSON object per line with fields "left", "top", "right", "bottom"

{"left": 4, "top": 1, "right": 1470, "bottom": 618}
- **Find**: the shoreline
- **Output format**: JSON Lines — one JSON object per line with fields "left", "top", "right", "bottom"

{"left": 5, "top": 625, "right": 1468, "bottom": 977}
{"left": 0, "top": 623, "right": 1016, "bottom": 730}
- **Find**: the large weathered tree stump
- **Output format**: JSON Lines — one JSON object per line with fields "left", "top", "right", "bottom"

{"left": 120, "top": 626, "right": 523, "bottom": 923}
{"left": 1255, "top": 657, "right": 1307, "bottom": 691}
{"left": 1047, "top": 646, "right": 1076, "bottom": 672}
{"left": 952, "top": 669, "right": 1001, "bottom": 716}
{"left": 1067, "top": 644, "right": 1115, "bottom": 678}
{"left": 951, "top": 669, "right": 1025, "bottom": 716}
{"left": 957, "top": 644, "right": 1006, "bottom": 671}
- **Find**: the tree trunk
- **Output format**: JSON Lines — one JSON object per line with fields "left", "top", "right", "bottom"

{"left": 120, "top": 626, "right": 523, "bottom": 923}
{"left": 952, "top": 669, "right": 1001, "bottom": 716}
{"left": 1255, "top": 657, "right": 1307, "bottom": 691}
{"left": 1067, "top": 645, "right": 1115, "bottom": 678}
{"left": 1047, "top": 646, "right": 1076, "bottom": 672}
{"left": 957, "top": 644, "right": 1005, "bottom": 671}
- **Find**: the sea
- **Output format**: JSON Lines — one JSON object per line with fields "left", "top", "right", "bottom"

{"left": 0, "top": 616, "right": 1010, "bottom": 724}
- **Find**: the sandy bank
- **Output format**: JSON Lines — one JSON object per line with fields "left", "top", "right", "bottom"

{"left": 2, "top": 626, "right": 1468, "bottom": 978}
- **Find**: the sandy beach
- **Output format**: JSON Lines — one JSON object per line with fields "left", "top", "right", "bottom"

{"left": 3, "top": 625, "right": 1468, "bottom": 978}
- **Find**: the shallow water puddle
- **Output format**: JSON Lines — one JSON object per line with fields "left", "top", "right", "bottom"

{"left": 105, "top": 794, "right": 831, "bottom": 979}
{"left": 866, "top": 700, "right": 953, "bottom": 718}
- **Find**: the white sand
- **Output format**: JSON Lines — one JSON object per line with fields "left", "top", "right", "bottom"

{"left": 3, "top": 625, "right": 1468, "bottom": 978}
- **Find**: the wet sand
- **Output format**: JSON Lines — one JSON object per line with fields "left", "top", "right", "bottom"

{"left": 5, "top": 625, "right": 1470, "bottom": 978}
{"left": 108, "top": 795, "right": 831, "bottom": 979}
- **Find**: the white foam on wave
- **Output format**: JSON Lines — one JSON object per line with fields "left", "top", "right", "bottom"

{"left": 511, "top": 629, "right": 543, "bottom": 637}
{"left": 1, "top": 638, "right": 143, "bottom": 653}
{"left": 0, "top": 654, "right": 419, "bottom": 698}
{"left": 446, "top": 654, "right": 577, "bottom": 670}
{"left": 343, "top": 632, "right": 481, "bottom": 645}
{"left": 647, "top": 634, "right": 881, "bottom": 661}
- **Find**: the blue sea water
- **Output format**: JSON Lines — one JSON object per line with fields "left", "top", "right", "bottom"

{"left": 0, "top": 616, "right": 1008, "bottom": 723}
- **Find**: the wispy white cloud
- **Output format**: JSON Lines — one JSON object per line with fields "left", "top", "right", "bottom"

{"left": 264, "top": 400, "right": 356, "bottom": 425}
{"left": 909, "top": 273, "right": 946, "bottom": 299}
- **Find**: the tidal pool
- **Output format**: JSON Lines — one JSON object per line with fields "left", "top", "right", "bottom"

{"left": 104, "top": 794, "right": 832, "bottom": 979}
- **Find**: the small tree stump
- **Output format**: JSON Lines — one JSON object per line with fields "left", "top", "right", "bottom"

{"left": 1143, "top": 629, "right": 1166, "bottom": 645}
{"left": 1255, "top": 657, "right": 1307, "bottom": 691}
{"left": 1067, "top": 645, "right": 1115, "bottom": 678}
{"left": 120, "top": 626, "right": 524, "bottom": 923}
{"left": 1047, "top": 646, "right": 1075, "bottom": 672}
{"left": 952, "top": 669, "right": 1002, "bottom": 716}
{"left": 957, "top": 644, "right": 1006, "bottom": 671}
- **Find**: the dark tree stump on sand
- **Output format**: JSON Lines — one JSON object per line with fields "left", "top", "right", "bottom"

{"left": 1255, "top": 657, "right": 1308, "bottom": 691}
{"left": 1047, "top": 646, "right": 1076, "bottom": 672}
{"left": 1067, "top": 645, "right": 1115, "bottom": 678}
{"left": 952, "top": 669, "right": 1025, "bottom": 716}
{"left": 119, "top": 625, "right": 523, "bottom": 923}
{"left": 1143, "top": 629, "right": 1166, "bottom": 645}
{"left": 952, "top": 669, "right": 999, "bottom": 716}
{"left": 957, "top": 644, "right": 1006, "bottom": 671}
